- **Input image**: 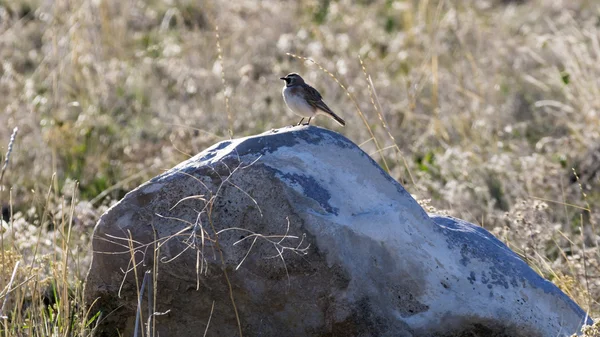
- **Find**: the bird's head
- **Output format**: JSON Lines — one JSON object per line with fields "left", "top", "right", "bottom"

{"left": 280, "top": 73, "right": 305, "bottom": 87}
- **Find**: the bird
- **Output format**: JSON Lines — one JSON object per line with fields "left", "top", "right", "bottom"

{"left": 280, "top": 73, "right": 346, "bottom": 127}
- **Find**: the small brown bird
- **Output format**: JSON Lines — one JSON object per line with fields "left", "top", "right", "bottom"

{"left": 280, "top": 73, "right": 346, "bottom": 126}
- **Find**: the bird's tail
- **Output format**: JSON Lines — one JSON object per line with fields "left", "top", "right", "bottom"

{"left": 327, "top": 111, "right": 346, "bottom": 126}
{"left": 315, "top": 102, "right": 346, "bottom": 126}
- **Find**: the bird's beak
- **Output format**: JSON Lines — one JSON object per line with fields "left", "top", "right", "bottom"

{"left": 280, "top": 77, "right": 287, "bottom": 80}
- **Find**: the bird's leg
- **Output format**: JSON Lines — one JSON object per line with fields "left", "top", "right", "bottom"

{"left": 297, "top": 118, "right": 304, "bottom": 126}
{"left": 304, "top": 117, "right": 312, "bottom": 126}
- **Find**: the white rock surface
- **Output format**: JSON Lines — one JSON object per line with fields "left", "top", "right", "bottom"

{"left": 85, "top": 126, "right": 591, "bottom": 337}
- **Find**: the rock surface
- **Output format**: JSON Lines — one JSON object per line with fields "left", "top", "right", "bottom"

{"left": 85, "top": 126, "right": 591, "bottom": 337}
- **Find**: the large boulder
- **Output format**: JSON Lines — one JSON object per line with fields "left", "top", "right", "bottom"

{"left": 85, "top": 126, "right": 591, "bottom": 337}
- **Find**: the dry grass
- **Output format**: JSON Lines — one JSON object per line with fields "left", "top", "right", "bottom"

{"left": 0, "top": 0, "right": 599, "bottom": 334}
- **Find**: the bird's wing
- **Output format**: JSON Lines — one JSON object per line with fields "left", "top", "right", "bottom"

{"left": 302, "top": 83, "right": 323, "bottom": 102}
{"left": 301, "top": 83, "right": 345, "bottom": 126}
{"left": 302, "top": 83, "right": 336, "bottom": 114}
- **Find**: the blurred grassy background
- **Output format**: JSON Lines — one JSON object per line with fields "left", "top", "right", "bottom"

{"left": 0, "top": 0, "right": 599, "bottom": 334}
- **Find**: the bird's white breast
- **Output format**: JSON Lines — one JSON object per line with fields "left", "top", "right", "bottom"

{"left": 282, "top": 86, "right": 315, "bottom": 117}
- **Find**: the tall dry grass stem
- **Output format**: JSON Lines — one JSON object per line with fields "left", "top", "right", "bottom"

{"left": 215, "top": 25, "right": 233, "bottom": 139}
{"left": 0, "top": 127, "right": 18, "bottom": 186}
{"left": 358, "top": 56, "right": 416, "bottom": 185}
